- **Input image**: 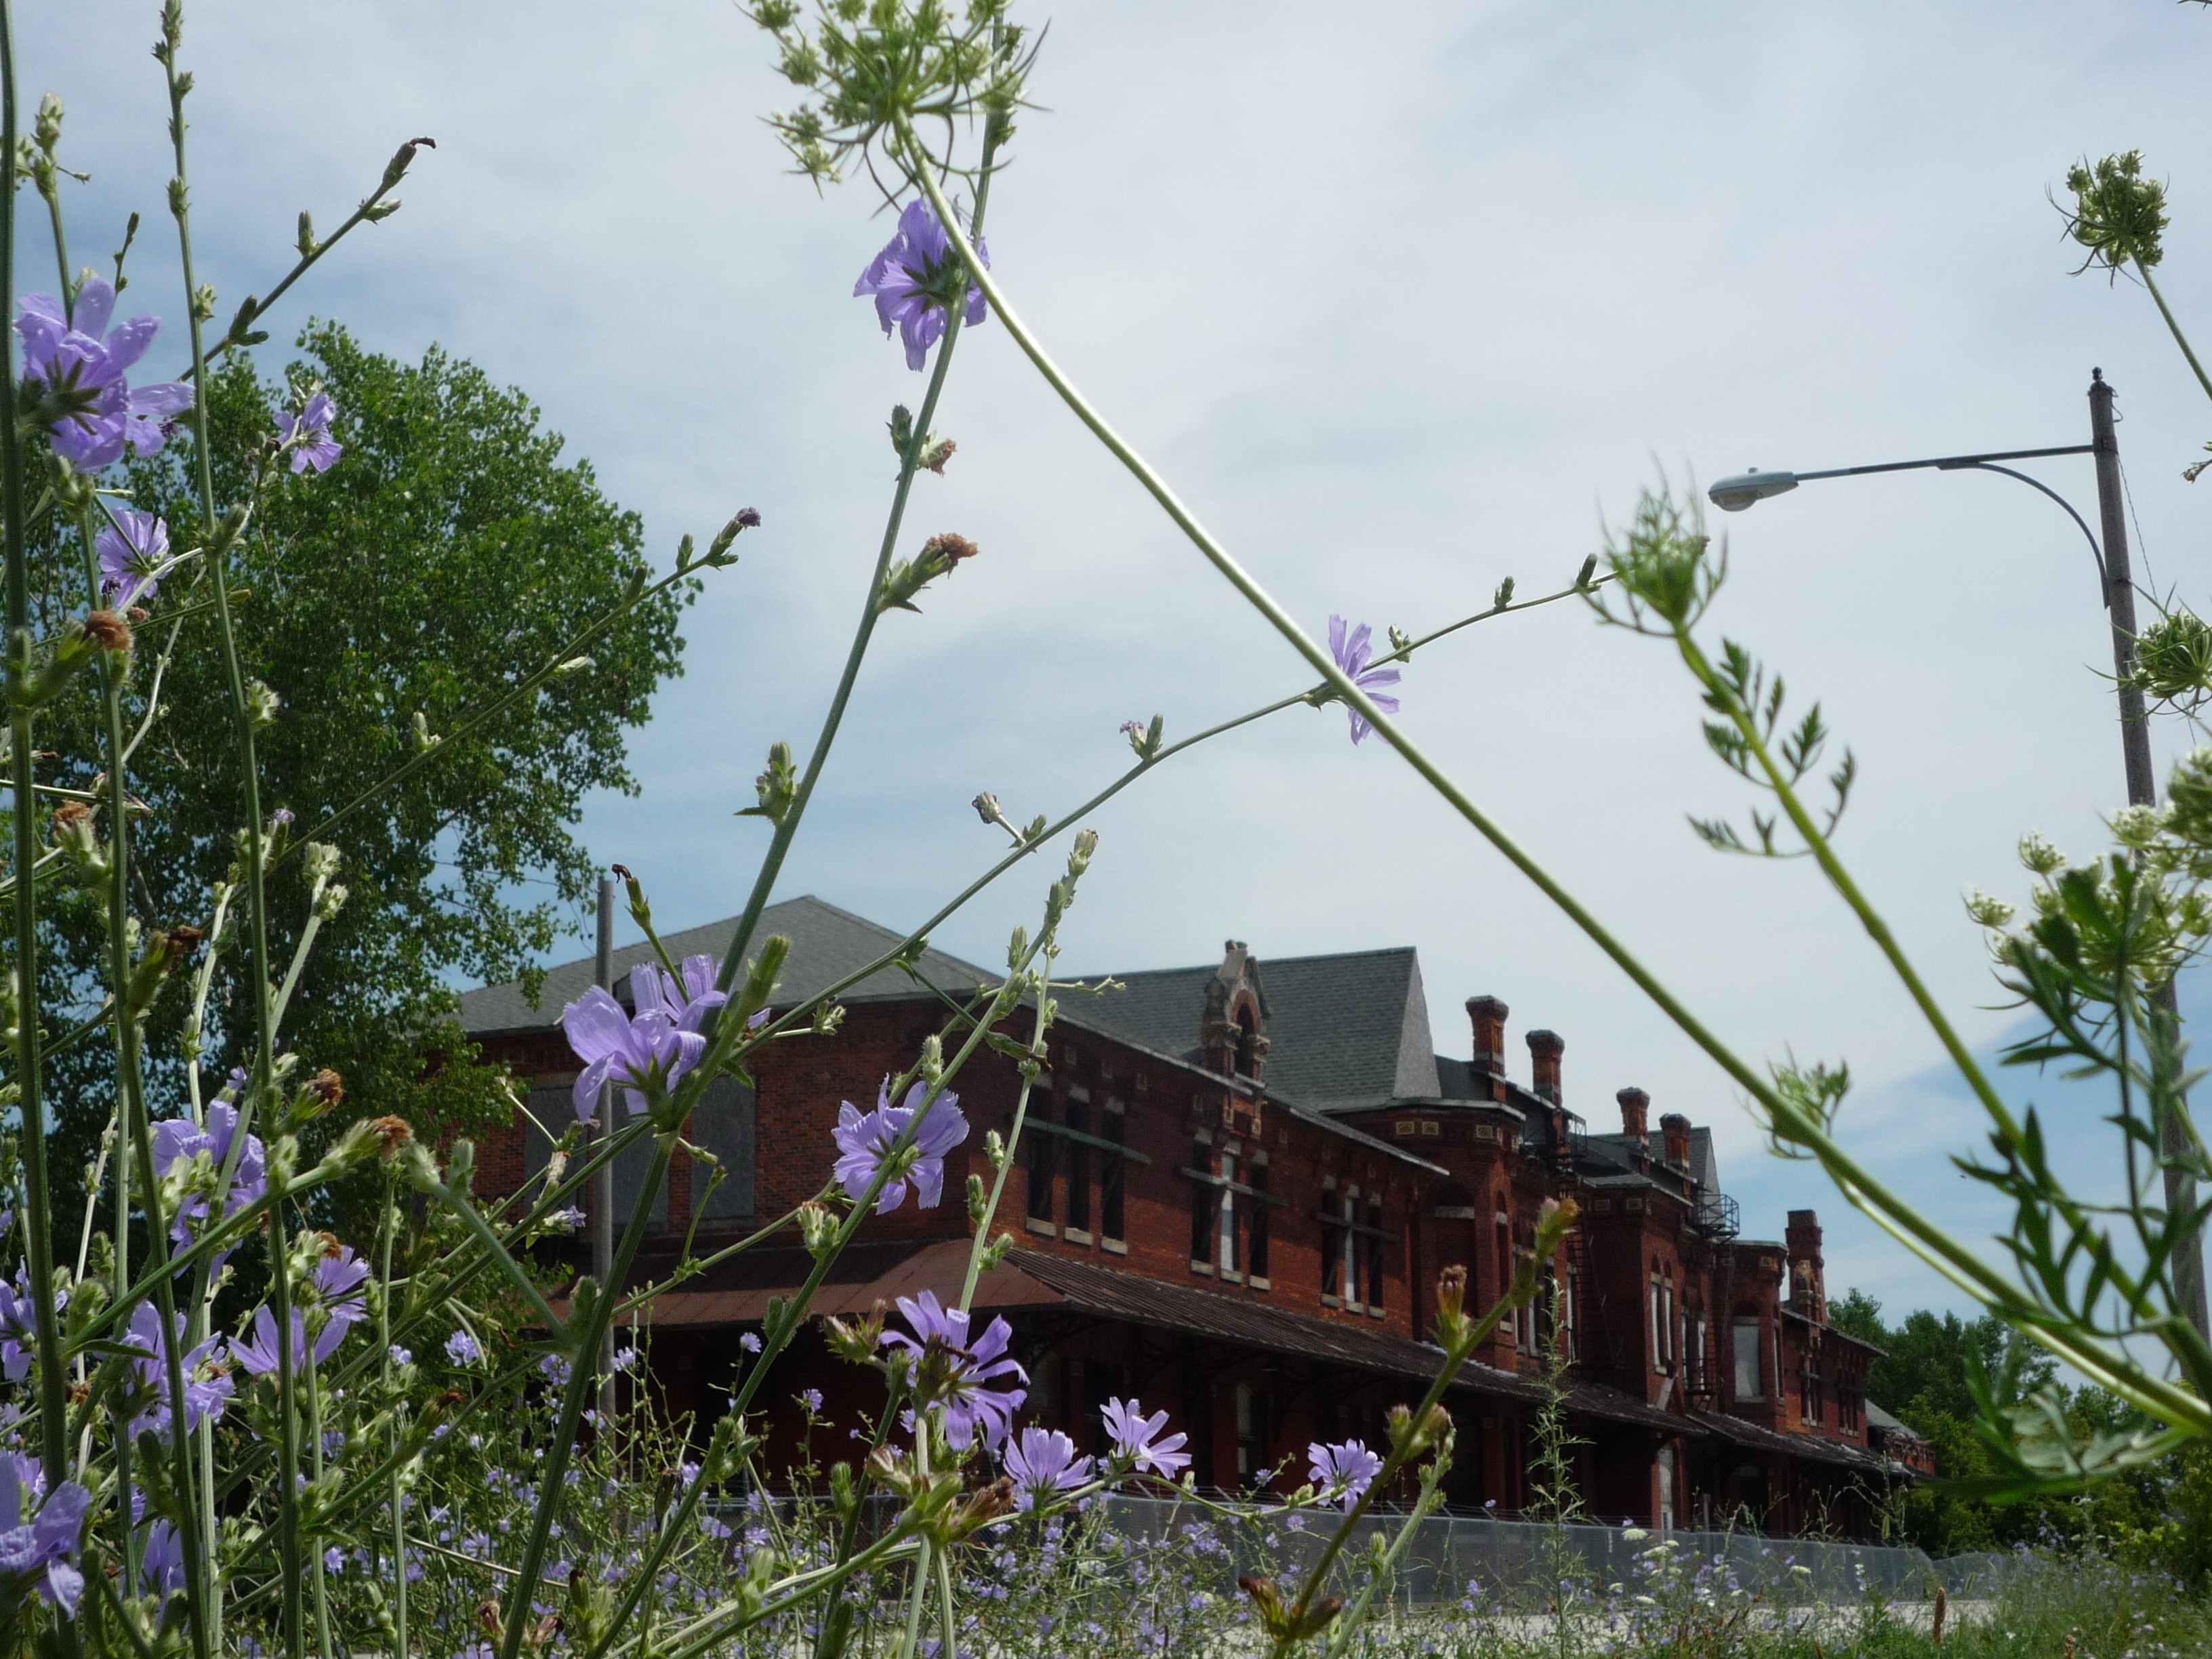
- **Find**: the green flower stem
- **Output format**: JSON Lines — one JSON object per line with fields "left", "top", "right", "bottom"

{"left": 700, "top": 117, "right": 1006, "bottom": 1048}
{"left": 1322, "top": 1460, "right": 1450, "bottom": 1659}
{"left": 893, "top": 1428, "right": 935, "bottom": 1659}
{"left": 1678, "top": 620, "right": 2212, "bottom": 1410}
{"left": 72, "top": 499, "right": 147, "bottom": 1593}
{"left": 958, "top": 941, "right": 1057, "bottom": 1311}
{"left": 1279, "top": 1256, "right": 1536, "bottom": 1652}
{"left": 496, "top": 1136, "right": 675, "bottom": 1659}
{"left": 159, "top": 18, "right": 290, "bottom": 1643}
{"left": 649, "top": 1521, "right": 925, "bottom": 1659}
{"left": 377, "top": 1180, "right": 409, "bottom": 1659}
{"left": 0, "top": 0, "right": 73, "bottom": 1499}
{"left": 906, "top": 129, "right": 2212, "bottom": 1439}
{"left": 2138, "top": 262, "right": 2212, "bottom": 408}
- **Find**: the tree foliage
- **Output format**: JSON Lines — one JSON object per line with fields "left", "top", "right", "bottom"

{"left": 32, "top": 323, "right": 694, "bottom": 1238}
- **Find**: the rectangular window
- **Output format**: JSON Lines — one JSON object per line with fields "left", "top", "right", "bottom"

{"left": 1733, "top": 1319, "right": 1762, "bottom": 1399}
{"left": 1341, "top": 1197, "right": 1360, "bottom": 1309}
{"left": 1065, "top": 1097, "right": 1091, "bottom": 1234}
{"left": 1247, "top": 1162, "right": 1270, "bottom": 1279}
{"left": 1218, "top": 1152, "right": 1239, "bottom": 1275}
{"left": 1101, "top": 1110, "right": 1126, "bottom": 1242}
{"left": 1026, "top": 1105, "right": 1057, "bottom": 1224}
{"left": 1650, "top": 1279, "right": 1663, "bottom": 1371}
{"left": 1495, "top": 1222, "right": 1513, "bottom": 1346}
{"left": 1190, "top": 1141, "right": 1213, "bottom": 1265}
{"left": 1662, "top": 1282, "right": 1675, "bottom": 1365}
{"left": 1366, "top": 1203, "right": 1386, "bottom": 1311}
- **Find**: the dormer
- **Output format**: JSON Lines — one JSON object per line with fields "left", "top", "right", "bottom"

{"left": 1203, "top": 940, "right": 1271, "bottom": 1083}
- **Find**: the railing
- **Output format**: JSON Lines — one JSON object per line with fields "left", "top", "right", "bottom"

{"left": 1693, "top": 1189, "right": 1742, "bottom": 1240}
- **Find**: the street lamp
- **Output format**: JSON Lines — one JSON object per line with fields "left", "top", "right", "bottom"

{"left": 1706, "top": 370, "right": 2209, "bottom": 1340}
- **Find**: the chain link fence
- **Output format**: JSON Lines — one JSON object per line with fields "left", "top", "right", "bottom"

{"left": 1094, "top": 1497, "right": 2017, "bottom": 1608}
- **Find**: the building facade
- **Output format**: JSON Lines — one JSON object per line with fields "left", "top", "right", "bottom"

{"left": 461, "top": 897, "right": 1916, "bottom": 1535}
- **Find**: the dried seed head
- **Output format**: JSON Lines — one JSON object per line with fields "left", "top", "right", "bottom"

{"left": 85, "top": 609, "right": 133, "bottom": 653}
{"left": 308, "top": 1068, "right": 346, "bottom": 1107}
{"left": 367, "top": 1115, "right": 415, "bottom": 1154}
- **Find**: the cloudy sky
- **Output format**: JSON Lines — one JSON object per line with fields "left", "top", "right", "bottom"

{"left": 24, "top": 1, "right": 2212, "bottom": 1329}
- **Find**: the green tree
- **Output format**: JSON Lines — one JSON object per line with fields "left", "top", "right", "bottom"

{"left": 33, "top": 323, "right": 695, "bottom": 1242}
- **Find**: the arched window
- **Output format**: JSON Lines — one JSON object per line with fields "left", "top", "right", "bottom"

{"left": 1234, "top": 1006, "right": 1260, "bottom": 1078}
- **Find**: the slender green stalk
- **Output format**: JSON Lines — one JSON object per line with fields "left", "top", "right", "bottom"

{"left": 160, "top": 14, "right": 295, "bottom": 1645}
{"left": 893, "top": 1429, "right": 935, "bottom": 1659}
{"left": 699, "top": 119, "right": 1007, "bottom": 1040}
{"left": 379, "top": 1181, "right": 409, "bottom": 1659}
{"left": 72, "top": 499, "right": 144, "bottom": 1591}
{"left": 495, "top": 1136, "right": 675, "bottom": 1659}
{"left": 0, "top": 0, "right": 76, "bottom": 1502}
{"left": 2139, "top": 262, "right": 2212, "bottom": 407}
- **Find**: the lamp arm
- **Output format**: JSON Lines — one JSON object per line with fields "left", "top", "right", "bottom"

{"left": 1948, "top": 462, "right": 2109, "bottom": 600}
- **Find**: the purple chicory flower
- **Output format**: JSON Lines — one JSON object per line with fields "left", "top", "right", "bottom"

{"left": 853, "top": 199, "right": 990, "bottom": 372}
{"left": 800, "top": 1388, "right": 824, "bottom": 1414}
{"left": 13, "top": 277, "right": 191, "bottom": 471}
{"left": 1102, "top": 1398, "right": 1191, "bottom": 1480}
{"left": 739, "top": 1332, "right": 762, "bottom": 1355}
{"left": 550, "top": 1207, "right": 587, "bottom": 1233}
{"left": 540, "top": 1354, "right": 572, "bottom": 1387}
{"left": 0, "top": 1267, "right": 65, "bottom": 1382}
{"left": 0, "top": 1452, "right": 91, "bottom": 1615}
{"left": 609, "top": 1346, "right": 640, "bottom": 1374}
{"left": 445, "top": 1330, "right": 482, "bottom": 1366}
{"left": 125, "top": 1305, "right": 233, "bottom": 1441}
{"left": 230, "top": 1306, "right": 353, "bottom": 1377}
{"left": 140, "top": 1518, "right": 187, "bottom": 1601}
{"left": 94, "top": 508, "right": 171, "bottom": 607}
{"left": 558, "top": 956, "right": 723, "bottom": 1123}
{"left": 314, "top": 1246, "right": 370, "bottom": 1325}
{"left": 1325, "top": 617, "right": 1401, "bottom": 745}
{"left": 878, "top": 1290, "right": 1026, "bottom": 1452}
{"left": 1002, "top": 1428, "right": 1092, "bottom": 1511}
{"left": 1307, "top": 1439, "right": 1383, "bottom": 1511}
{"left": 278, "top": 389, "right": 342, "bottom": 474}
{"left": 152, "top": 1102, "right": 268, "bottom": 1250}
{"left": 389, "top": 1345, "right": 413, "bottom": 1368}
{"left": 832, "top": 1078, "right": 968, "bottom": 1214}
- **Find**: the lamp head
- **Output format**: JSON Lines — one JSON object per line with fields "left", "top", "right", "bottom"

{"left": 1707, "top": 470, "right": 1798, "bottom": 512}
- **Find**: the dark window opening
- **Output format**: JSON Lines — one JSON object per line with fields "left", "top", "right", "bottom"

{"left": 1027, "top": 1108, "right": 1057, "bottom": 1223}
{"left": 1190, "top": 1140, "right": 1213, "bottom": 1263}
{"left": 1248, "top": 1163, "right": 1271, "bottom": 1279}
{"left": 1065, "top": 1097, "right": 1091, "bottom": 1233}
{"left": 1234, "top": 1007, "right": 1260, "bottom": 1078}
{"left": 1366, "top": 1202, "right": 1387, "bottom": 1311}
{"left": 1101, "top": 1112, "right": 1126, "bottom": 1240}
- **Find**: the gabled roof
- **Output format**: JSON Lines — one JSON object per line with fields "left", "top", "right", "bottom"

{"left": 1075, "top": 945, "right": 1443, "bottom": 1111}
{"left": 457, "top": 894, "right": 995, "bottom": 1037}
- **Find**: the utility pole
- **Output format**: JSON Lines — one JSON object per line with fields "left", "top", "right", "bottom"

{"left": 594, "top": 874, "right": 617, "bottom": 1417}
{"left": 2089, "top": 368, "right": 2210, "bottom": 1341}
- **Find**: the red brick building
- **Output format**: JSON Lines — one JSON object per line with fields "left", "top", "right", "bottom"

{"left": 461, "top": 897, "right": 1917, "bottom": 1535}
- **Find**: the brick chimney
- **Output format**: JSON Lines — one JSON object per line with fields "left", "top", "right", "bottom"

{"left": 1786, "top": 1208, "right": 1826, "bottom": 1319}
{"left": 1467, "top": 996, "right": 1509, "bottom": 1078}
{"left": 1616, "top": 1087, "right": 1649, "bottom": 1141}
{"left": 1660, "top": 1113, "right": 1691, "bottom": 1168}
{"left": 1526, "top": 1029, "right": 1563, "bottom": 1104}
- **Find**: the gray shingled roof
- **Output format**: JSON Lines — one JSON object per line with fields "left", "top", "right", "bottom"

{"left": 457, "top": 895, "right": 996, "bottom": 1036}
{"left": 1073, "top": 946, "right": 1443, "bottom": 1111}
